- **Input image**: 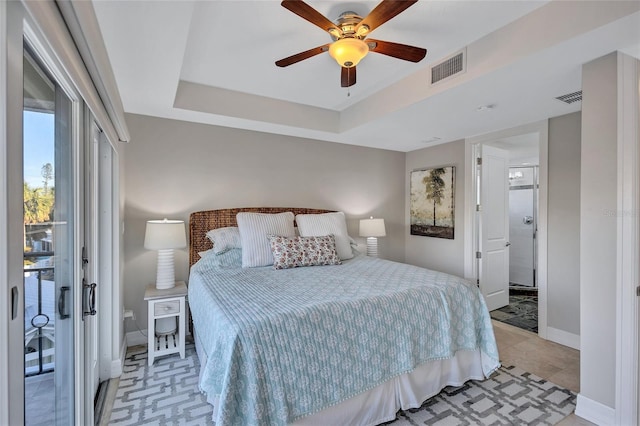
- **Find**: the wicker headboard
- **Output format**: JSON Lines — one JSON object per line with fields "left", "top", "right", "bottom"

{"left": 189, "top": 207, "right": 334, "bottom": 267}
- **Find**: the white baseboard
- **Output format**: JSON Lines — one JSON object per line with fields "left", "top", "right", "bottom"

{"left": 109, "top": 340, "right": 126, "bottom": 378}
{"left": 575, "top": 394, "right": 615, "bottom": 425}
{"left": 126, "top": 329, "right": 148, "bottom": 347}
{"left": 546, "top": 327, "right": 580, "bottom": 350}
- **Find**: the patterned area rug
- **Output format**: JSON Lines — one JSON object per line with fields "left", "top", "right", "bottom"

{"left": 385, "top": 365, "right": 575, "bottom": 425}
{"left": 109, "top": 344, "right": 575, "bottom": 425}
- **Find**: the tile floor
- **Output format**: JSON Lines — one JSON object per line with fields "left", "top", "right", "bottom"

{"left": 99, "top": 321, "right": 595, "bottom": 425}
{"left": 492, "top": 320, "right": 579, "bottom": 393}
{"left": 492, "top": 320, "right": 594, "bottom": 425}
{"left": 491, "top": 293, "right": 539, "bottom": 333}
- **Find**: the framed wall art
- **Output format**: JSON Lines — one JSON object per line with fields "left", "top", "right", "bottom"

{"left": 410, "top": 166, "right": 455, "bottom": 239}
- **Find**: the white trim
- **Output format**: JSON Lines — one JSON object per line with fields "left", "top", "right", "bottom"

{"left": 546, "top": 327, "right": 580, "bottom": 350}
{"left": 615, "top": 52, "right": 639, "bottom": 426}
{"left": 110, "top": 146, "right": 123, "bottom": 379}
{"left": 464, "top": 120, "right": 549, "bottom": 339}
{"left": 537, "top": 121, "right": 549, "bottom": 340}
{"left": 72, "top": 72, "right": 85, "bottom": 426}
{"left": 575, "top": 394, "right": 616, "bottom": 425}
{"left": 126, "top": 330, "right": 148, "bottom": 348}
{"left": 0, "top": 1, "right": 9, "bottom": 422}
{"left": 98, "top": 133, "right": 115, "bottom": 382}
{"left": 463, "top": 141, "right": 476, "bottom": 281}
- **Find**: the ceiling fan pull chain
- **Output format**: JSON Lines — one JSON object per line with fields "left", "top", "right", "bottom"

{"left": 347, "top": 68, "right": 351, "bottom": 97}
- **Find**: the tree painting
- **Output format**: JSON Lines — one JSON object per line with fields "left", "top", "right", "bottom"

{"left": 423, "top": 168, "right": 446, "bottom": 226}
{"left": 410, "top": 166, "right": 455, "bottom": 239}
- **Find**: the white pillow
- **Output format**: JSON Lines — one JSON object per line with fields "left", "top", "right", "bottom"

{"left": 206, "top": 226, "right": 241, "bottom": 254}
{"left": 295, "top": 212, "right": 354, "bottom": 260}
{"left": 236, "top": 212, "right": 296, "bottom": 267}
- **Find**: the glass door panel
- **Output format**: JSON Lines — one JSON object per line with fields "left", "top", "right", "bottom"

{"left": 23, "top": 47, "right": 75, "bottom": 426}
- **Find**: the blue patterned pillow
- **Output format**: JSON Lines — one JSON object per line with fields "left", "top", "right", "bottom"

{"left": 268, "top": 235, "right": 341, "bottom": 270}
{"left": 206, "top": 226, "right": 241, "bottom": 254}
{"left": 200, "top": 248, "right": 242, "bottom": 269}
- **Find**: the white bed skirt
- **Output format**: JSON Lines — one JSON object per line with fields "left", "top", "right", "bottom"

{"left": 195, "top": 330, "right": 489, "bottom": 426}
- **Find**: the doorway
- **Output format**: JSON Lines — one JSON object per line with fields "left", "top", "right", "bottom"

{"left": 481, "top": 136, "right": 540, "bottom": 333}
{"left": 465, "top": 122, "right": 548, "bottom": 337}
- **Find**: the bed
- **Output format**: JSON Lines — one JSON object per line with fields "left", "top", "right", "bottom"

{"left": 187, "top": 207, "right": 500, "bottom": 426}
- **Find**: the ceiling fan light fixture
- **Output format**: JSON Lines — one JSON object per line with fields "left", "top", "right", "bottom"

{"left": 328, "top": 28, "right": 342, "bottom": 39}
{"left": 356, "top": 24, "right": 370, "bottom": 37}
{"left": 329, "top": 38, "right": 369, "bottom": 68}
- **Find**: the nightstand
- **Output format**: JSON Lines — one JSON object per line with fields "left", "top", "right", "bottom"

{"left": 144, "top": 281, "right": 187, "bottom": 366}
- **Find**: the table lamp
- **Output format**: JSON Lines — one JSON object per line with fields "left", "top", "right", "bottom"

{"left": 144, "top": 219, "right": 186, "bottom": 290}
{"left": 359, "top": 217, "right": 386, "bottom": 257}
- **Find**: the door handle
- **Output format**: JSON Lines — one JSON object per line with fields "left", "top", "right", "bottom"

{"left": 505, "top": 242, "right": 511, "bottom": 247}
{"left": 11, "top": 286, "right": 18, "bottom": 320}
{"left": 58, "top": 286, "right": 70, "bottom": 319}
{"left": 83, "top": 279, "right": 97, "bottom": 319}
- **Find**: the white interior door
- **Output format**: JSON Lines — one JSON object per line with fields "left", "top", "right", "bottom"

{"left": 479, "top": 145, "right": 510, "bottom": 311}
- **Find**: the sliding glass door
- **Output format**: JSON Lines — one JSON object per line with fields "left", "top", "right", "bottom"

{"left": 23, "top": 46, "right": 77, "bottom": 426}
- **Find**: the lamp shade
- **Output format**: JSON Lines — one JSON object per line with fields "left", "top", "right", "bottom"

{"left": 144, "top": 219, "right": 186, "bottom": 250}
{"left": 328, "top": 38, "right": 369, "bottom": 68}
{"left": 359, "top": 217, "right": 386, "bottom": 238}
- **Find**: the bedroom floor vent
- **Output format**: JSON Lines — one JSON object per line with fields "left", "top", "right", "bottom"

{"left": 555, "top": 90, "right": 582, "bottom": 104}
{"left": 431, "top": 49, "right": 466, "bottom": 85}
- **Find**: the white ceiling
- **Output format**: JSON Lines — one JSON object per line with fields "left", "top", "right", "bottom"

{"left": 93, "top": 0, "right": 640, "bottom": 152}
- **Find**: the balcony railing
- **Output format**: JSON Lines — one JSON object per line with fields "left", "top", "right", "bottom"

{"left": 24, "top": 252, "right": 55, "bottom": 377}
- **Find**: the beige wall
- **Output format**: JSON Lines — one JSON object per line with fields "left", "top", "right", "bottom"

{"left": 405, "top": 140, "right": 466, "bottom": 277}
{"left": 122, "top": 113, "right": 406, "bottom": 333}
{"left": 547, "top": 112, "right": 581, "bottom": 336}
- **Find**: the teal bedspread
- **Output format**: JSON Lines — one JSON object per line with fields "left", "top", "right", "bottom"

{"left": 188, "top": 251, "right": 500, "bottom": 426}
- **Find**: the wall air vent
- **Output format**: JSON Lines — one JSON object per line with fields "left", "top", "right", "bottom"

{"left": 555, "top": 90, "right": 582, "bottom": 104}
{"left": 431, "top": 49, "right": 466, "bottom": 85}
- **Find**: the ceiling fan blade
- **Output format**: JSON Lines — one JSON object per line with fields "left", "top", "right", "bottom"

{"left": 281, "top": 1, "right": 342, "bottom": 36}
{"left": 341, "top": 66, "right": 356, "bottom": 87}
{"left": 367, "top": 39, "right": 426, "bottom": 62}
{"left": 356, "top": 0, "right": 418, "bottom": 34}
{"left": 275, "top": 44, "right": 330, "bottom": 67}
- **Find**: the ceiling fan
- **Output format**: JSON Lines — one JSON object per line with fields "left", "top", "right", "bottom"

{"left": 275, "top": 0, "right": 427, "bottom": 88}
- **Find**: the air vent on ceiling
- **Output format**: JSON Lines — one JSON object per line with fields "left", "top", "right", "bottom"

{"left": 431, "top": 49, "right": 466, "bottom": 85}
{"left": 555, "top": 90, "right": 582, "bottom": 104}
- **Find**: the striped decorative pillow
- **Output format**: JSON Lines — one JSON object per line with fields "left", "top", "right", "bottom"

{"left": 295, "top": 211, "right": 354, "bottom": 260}
{"left": 236, "top": 212, "right": 296, "bottom": 267}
